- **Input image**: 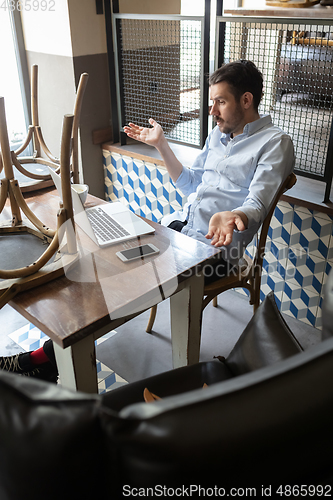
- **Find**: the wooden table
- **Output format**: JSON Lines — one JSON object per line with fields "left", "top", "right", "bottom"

{"left": 3, "top": 188, "right": 220, "bottom": 393}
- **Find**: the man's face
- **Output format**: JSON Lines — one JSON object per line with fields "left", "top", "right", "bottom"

{"left": 209, "top": 81, "right": 246, "bottom": 137}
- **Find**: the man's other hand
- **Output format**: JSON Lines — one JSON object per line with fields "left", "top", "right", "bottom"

{"left": 205, "top": 211, "right": 247, "bottom": 247}
{"left": 124, "top": 119, "right": 165, "bottom": 149}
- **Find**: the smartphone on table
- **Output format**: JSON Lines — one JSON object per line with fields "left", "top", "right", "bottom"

{"left": 116, "top": 243, "right": 159, "bottom": 262}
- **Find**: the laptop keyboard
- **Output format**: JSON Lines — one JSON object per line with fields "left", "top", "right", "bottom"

{"left": 87, "top": 207, "right": 130, "bottom": 242}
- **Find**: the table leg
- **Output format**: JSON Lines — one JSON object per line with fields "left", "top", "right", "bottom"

{"left": 53, "top": 335, "right": 98, "bottom": 393}
{"left": 170, "top": 272, "right": 204, "bottom": 368}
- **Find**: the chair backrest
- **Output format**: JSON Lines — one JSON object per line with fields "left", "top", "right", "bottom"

{"left": 253, "top": 172, "right": 297, "bottom": 273}
{"left": 118, "top": 334, "right": 333, "bottom": 489}
{"left": 10, "top": 66, "right": 89, "bottom": 189}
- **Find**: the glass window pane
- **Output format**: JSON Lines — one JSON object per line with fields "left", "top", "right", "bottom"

{"left": 0, "top": 8, "right": 27, "bottom": 149}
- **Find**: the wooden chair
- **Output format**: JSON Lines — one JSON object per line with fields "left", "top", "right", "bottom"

{"left": 0, "top": 65, "right": 89, "bottom": 192}
{"left": 146, "top": 172, "right": 297, "bottom": 332}
{"left": 0, "top": 95, "right": 78, "bottom": 309}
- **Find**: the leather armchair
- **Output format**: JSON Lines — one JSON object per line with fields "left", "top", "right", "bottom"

{"left": 103, "top": 291, "right": 303, "bottom": 412}
{"left": 0, "top": 291, "right": 333, "bottom": 499}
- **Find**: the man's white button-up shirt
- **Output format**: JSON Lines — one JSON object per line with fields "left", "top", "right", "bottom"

{"left": 161, "top": 115, "right": 295, "bottom": 265}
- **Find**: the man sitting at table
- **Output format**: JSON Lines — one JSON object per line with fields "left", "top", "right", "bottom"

{"left": 0, "top": 60, "right": 294, "bottom": 382}
{"left": 125, "top": 59, "right": 295, "bottom": 281}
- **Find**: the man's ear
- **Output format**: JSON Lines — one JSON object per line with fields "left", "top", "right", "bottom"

{"left": 242, "top": 92, "right": 254, "bottom": 109}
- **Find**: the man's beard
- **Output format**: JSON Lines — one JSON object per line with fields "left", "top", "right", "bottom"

{"left": 212, "top": 105, "right": 244, "bottom": 135}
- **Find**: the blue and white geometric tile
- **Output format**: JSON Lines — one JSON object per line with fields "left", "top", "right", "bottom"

{"left": 278, "top": 200, "right": 294, "bottom": 212}
{"left": 144, "top": 195, "right": 158, "bottom": 214}
{"left": 105, "top": 175, "right": 112, "bottom": 196}
{"left": 122, "top": 185, "right": 136, "bottom": 205}
{"left": 110, "top": 151, "right": 121, "bottom": 165}
{"left": 109, "top": 155, "right": 118, "bottom": 173}
{"left": 262, "top": 239, "right": 289, "bottom": 279}
{"left": 281, "top": 284, "right": 320, "bottom": 327}
{"left": 290, "top": 207, "right": 313, "bottom": 234}
{"left": 96, "top": 360, "right": 114, "bottom": 384}
{"left": 106, "top": 191, "right": 119, "bottom": 203}
{"left": 148, "top": 177, "right": 167, "bottom": 199}
{"left": 268, "top": 201, "right": 294, "bottom": 245}
{"left": 133, "top": 204, "right": 155, "bottom": 220}
{"left": 122, "top": 155, "right": 134, "bottom": 171}
{"left": 127, "top": 169, "right": 141, "bottom": 191}
{"left": 170, "top": 198, "right": 187, "bottom": 215}
{"left": 292, "top": 205, "right": 312, "bottom": 217}
{"left": 97, "top": 358, "right": 127, "bottom": 394}
{"left": 98, "top": 371, "right": 128, "bottom": 394}
{"left": 132, "top": 159, "right": 145, "bottom": 178}
{"left": 290, "top": 209, "right": 332, "bottom": 260}
{"left": 146, "top": 194, "right": 172, "bottom": 221}
{"left": 103, "top": 150, "right": 112, "bottom": 168}
{"left": 144, "top": 162, "right": 158, "bottom": 182}
{"left": 104, "top": 167, "right": 116, "bottom": 188}
{"left": 233, "top": 287, "right": 249, "bottom": 298}
{"left": 149, "top": 168, "right": 170, "bottom": 193}
{"left": 9, "top": 324, "right": 48, "bottom": 351}
{"left": 116, "top": 166, "right": 129, "bottom": 188}
{"left": 313, "top": 209, "right": 333, "bottom": 222}
{"left": 235, "top": 272, "right": 284, "bottom": 308}
{"left": 109, "top": 179, "right": 125, "bottom": 200}
{"left": 260, "top": 269, "right": 285, "bottom": 296}
{"left": 132, "top": 189, "right": 147, "bottom": 208}
{"left": 160, "top": 181, "right": 177, "bottom": 204}
{"left": 285, "top": 247, "right": 326, "bottom": 293}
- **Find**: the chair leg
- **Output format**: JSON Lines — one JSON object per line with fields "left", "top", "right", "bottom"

{"left": 212, "top": 296, "right": 218, "bottom": 307}
{"left": 252, "top": 289, "right": 260, "bottom": 313}
{"left": 146, "top": 305, "right": 157, "bottom": 333}
{"left": 251, "top": 274, "right": 261, "bottom": 313}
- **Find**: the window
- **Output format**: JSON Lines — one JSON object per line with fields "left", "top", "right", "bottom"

{"left": 0, "top": 3, "right": 29, "bottom": 150}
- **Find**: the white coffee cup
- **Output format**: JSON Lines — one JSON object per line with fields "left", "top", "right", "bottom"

{"left": 71, "top": 184, "right": 89, "bottom": 204}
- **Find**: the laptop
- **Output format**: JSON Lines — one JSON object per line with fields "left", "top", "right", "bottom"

{"left": 48, "top": 167, "right": 154, "bottom": 247}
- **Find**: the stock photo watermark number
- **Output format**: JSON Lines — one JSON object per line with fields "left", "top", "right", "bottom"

{"left": 1, "top": 0, "right": 55, "bottom": 11}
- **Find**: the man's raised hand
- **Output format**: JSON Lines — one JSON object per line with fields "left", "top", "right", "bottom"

{"left": 123, "top": 119, "right": 165, "bottom": 149}
{"left": 124, "top": 118, "right": 183, "bottom": 182}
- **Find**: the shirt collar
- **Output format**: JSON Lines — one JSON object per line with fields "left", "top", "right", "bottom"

{"left": 220, "top": 114, "right": 272, "bottom": 145}
{"left": 243, "top": 114, "right": 272, "bottom": 136}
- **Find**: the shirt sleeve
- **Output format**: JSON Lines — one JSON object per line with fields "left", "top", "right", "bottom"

{"left": 232, "top": 134, "right": 295, "bottom": 230}
{"left": 175, "top": 135, "right": 210, "bottom": 197}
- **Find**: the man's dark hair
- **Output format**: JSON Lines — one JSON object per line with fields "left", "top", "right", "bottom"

{"left": 208, "top": 60, "right": 263, "bottom": 111}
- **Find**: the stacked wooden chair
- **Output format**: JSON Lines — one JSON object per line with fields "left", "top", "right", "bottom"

{"left": 0, "top": 95, "right": 79, "bottom": 309}
{"left": 0, "top": 65, "right": 89, "bottom": 191}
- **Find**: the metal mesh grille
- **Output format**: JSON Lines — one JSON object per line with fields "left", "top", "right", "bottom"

{"left": 222, "top": 19, "right": 333, "bottom": 177}
{"left": 116, "top": 17, "right": 203, "bottom": 146}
